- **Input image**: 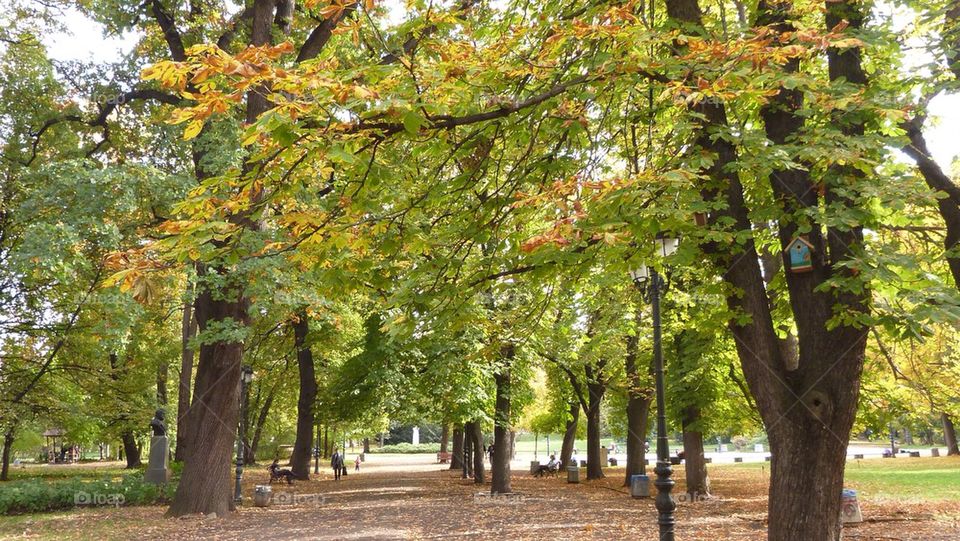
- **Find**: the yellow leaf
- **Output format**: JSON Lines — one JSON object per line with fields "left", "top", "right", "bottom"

{"left": 184, "top": 119, "right": 203, "bottom": 140}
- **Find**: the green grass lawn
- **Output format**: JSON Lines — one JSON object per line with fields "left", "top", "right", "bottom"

{"left": 725, "top": 457, "right": 960, "bottom": 502}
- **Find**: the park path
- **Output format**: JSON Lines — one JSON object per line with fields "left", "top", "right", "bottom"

{"left": 4, "top": 454, "right": 958, "bottom": 540}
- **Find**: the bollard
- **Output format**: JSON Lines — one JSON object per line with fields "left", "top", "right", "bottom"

{"left": 630, "top": 474, "right": 650, "bottom": 498}
{"left": 567, "top": 466, "right": 580, "bottom": 484}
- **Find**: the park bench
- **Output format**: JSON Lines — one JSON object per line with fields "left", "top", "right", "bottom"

{"left": 532, "top": 462, "right": 561, "bottom": 478}
{"left": 437, "top": 451, "right": 452, "bottom": 463}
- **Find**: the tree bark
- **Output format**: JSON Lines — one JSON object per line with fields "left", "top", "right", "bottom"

{"left": 440, "top": 424, "right": 450, "bottom": 454}
{"left": 902, "top": 118, "right": 960, "bottom": 289}
{"left": 491, "top": 364, "right": 512, "bottom": 494}
{"left": 248, "top": 389, "right": 274, "bottom": 464}
{"left": 121, "top": 431, "right": 141, "bottom": 469}
{"left": 466, "top": 420, "right": 485, "bottom": 484}
{"left": 463, "top": 429, "right": 470, "bottom": 476}
{"left": 290, "top": 312, "right": 317, "bottom": 480}
{"left": 450, "top": 425, "right": 464, "bottom": 470}
{"left": 157, "top": 361, "right": 168, "bottom": 407}
{"left": 681, "top": 405, "right": 710, "bottom": 498}
{"left": 363, "top": 437, "right": 371, "bottom": 454}
{"left": 585, "top": 375, "right": 606, "bottom": 480}
{"left": 323, "top": 425, "right": 330, "bottom": 458}
{"left": 560, "top": 401, "right": 579, "bottom": 467}
{"left": 658, "top": 0, "right": 872, "bottom": 537}
{"left": 942, "top": 413, "right": 959, "bottom": 455}
{"left": 167, "top": 278, "right": 247, "bottom": 517}
{"left": 625, "top": 304, "right": 653, "bottom": 484}
{"left": 168, "top": 0, "right": 279, "bottom": 517}
{"left": 1, "top": 427, "right": 15, "bottom": 481}
{"left": 175, "top": 299, "right": 196, "bottom": 462}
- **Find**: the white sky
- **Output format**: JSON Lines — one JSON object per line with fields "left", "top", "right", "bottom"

{"left": 41, "top": 6, "right": 960, "bottom": 174}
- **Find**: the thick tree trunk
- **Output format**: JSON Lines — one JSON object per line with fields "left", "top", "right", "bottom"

{"left": 626, "top": 397, "right": 651, "bottom": 483}
{"left": 943, "top": 413, "right": 959, "bottom": 455}
{"left": 167, "top": 282, "right": 247, "bottom": 517}
{"left": 585, "top": 381, "right": 605, "bottom": 480}
{"left": 175, "top": 299, "right": 196, "bottom": 462}
{"left": 1, "top": 427, "right": 15, "bottom": 481}
{"left": 363, "top": 438, "right": 371, "bottom": 454}
{"left": 450, "top": 426, "right": 464, "bottom": 470}
{"left": 560, "top": 402, "right": 579, "bottom": 467}
{"left": 492, "top": 367, "right": 512, "bottom": 494}
{"left": 657, "top": 0, "right": 871, "bottom": 537}
{"left": 290, "top": 313, "right": 317, "bottom": 480}
{"left": 121, "top": 431, "right": 141, "bottom": 469}
{"left": 625, "top": 304, "right": 652, "bottom": 484}
{"left": 681, "top": 405, "right": 709, "bottom": 498}
{"left": 440, "top": 424, "right": 449, "bottom": 454}
{"left": 768, "top": 428, "right": 850, "bottom": 540}
{"left": 466, "top": 421, "right": 485, "bottom": 483}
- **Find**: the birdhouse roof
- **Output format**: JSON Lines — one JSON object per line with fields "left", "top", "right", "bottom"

{"left": 789, "top": 236, "right": 814, "bottom": 250}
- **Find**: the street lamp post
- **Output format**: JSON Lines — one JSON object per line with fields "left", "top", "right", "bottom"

{"left": 630, "top": 233, "right": 678, "bottom": 541}
{"left": 234, "top": 365, "right": 254, "bottom": 505}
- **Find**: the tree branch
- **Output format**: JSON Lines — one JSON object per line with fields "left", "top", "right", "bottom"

{"left": 296, "top": 2, "right": 358, "bottom": 63}
{"left": 26, "top": 88, "right": 180, "bottom": 166}
{"left": 150, "top": 0, "right": 187, "bottom": 61}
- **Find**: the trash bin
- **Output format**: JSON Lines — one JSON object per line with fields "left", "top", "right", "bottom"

{"left": 609, "top": 457, "right": 617, "bottom": 466}
{"left": 841, "top": 489, "right": 862, "bottom": 523}
{"left": 530, "top": 461, "right": 541, "bottom": 475}
{"left": 630, "top": 475, "right": 650, "bottom": 498}
{"left": 932, "top": 448, "right": 940, "bottom": 457}
{"left": 567, "top": 466, "right": 580, "bottom": 484}
{"left": 253, "top": 485, "right": 272, "bottom": 507}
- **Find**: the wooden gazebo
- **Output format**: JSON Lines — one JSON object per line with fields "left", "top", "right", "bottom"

{"left": 42, "top": 428, "right": 66, "bottom": 463}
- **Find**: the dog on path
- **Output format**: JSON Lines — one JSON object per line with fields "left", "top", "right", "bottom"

{"left": 268, "top": 460, "right": 295, "bottom": 485}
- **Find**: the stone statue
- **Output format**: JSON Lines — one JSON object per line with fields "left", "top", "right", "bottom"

{"left": 146, "top": 408, "right": 170, "bottom": 484}
{"left": 149, "top": 409, "right": 166, "bottom": 436}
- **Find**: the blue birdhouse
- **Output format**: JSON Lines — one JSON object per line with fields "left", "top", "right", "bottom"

{"left": 787, "top": 236, "right": 814, "bottom": 273}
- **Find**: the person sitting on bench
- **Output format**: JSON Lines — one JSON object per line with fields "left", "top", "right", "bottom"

{"left": 535, "top": 454, "right": 561, "bottom": 477}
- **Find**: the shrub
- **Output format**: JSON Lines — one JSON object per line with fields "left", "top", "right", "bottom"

{"left": 0, "top": 472, "right": 176, "bottom": 515}
{"left": 366, "top": 443, "right": 441, "bottom": 454}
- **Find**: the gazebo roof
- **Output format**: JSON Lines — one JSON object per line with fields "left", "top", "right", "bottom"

{"left": 42, "top": 428, "right": 66, "bottom": 437}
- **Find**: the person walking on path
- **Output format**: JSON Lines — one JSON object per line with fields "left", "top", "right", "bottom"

{"left": 487, "top": 443, "right": 495, "bottom": 465}
{"left": 331, "top": 448, "right": 344, "bottom": 480}
{"left": 355, "top": 454, "right": 361, "bottom": 472}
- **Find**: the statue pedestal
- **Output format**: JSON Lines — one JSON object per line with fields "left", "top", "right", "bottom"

{"left": 145, "top": 436, "right": 170, "bottom": 484}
